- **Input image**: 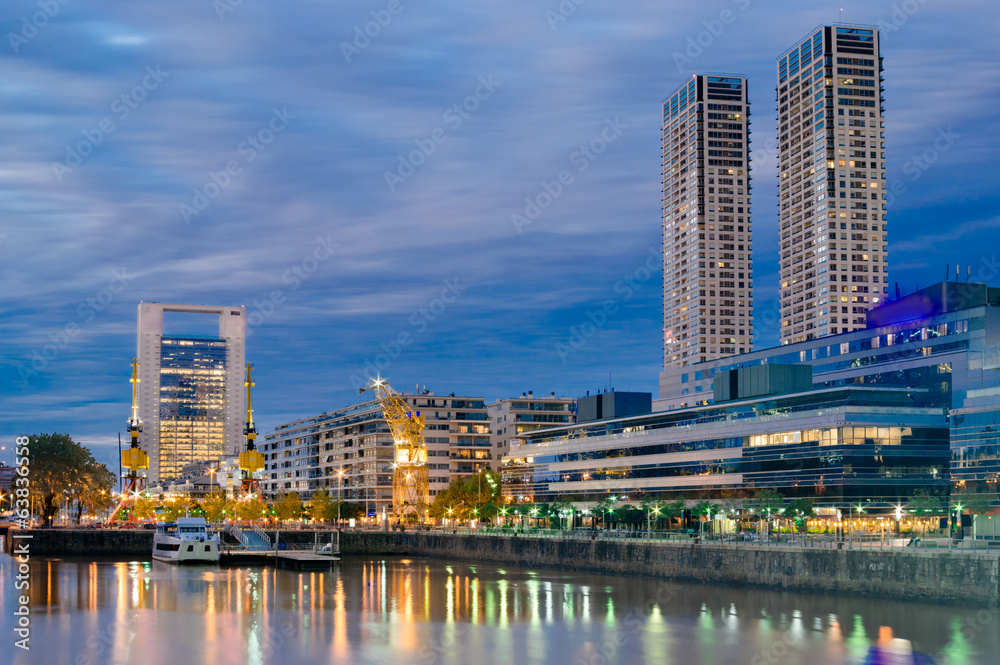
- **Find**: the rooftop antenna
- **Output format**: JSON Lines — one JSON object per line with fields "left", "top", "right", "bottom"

{"left": 945, "top": 264, "right": 950, "bottom": 281}
{"left": 956, "top": 265, "right": 960, "bottom": 281}
{"left": 967, "top": 265, "right": 971, "bottom": 282}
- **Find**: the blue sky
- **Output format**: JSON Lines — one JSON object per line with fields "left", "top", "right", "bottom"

{"left": 1, "top": 0, "right": 999, "bottom": 470}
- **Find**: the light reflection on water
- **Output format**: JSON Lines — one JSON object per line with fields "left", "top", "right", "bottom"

{"left": 0, "top": 555, "right": 995, "bottom": 665}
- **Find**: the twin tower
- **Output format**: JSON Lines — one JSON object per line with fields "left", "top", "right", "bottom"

{"left": 662, "top": 24, "right": 886, "bottom": 369}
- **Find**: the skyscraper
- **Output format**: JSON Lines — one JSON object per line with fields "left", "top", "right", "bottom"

{"left": 137, "top": 302, "right": 246, "bottom": 481}
{"left": 776, "top": 25, "right": 887, "bottom": 344}
{"left": 662, "top": 74, "right": 753, "bottom": 370}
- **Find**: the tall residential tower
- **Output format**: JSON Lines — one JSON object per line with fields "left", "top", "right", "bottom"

{"left": 137, "top": 302, "right": 246, "bottom": 481}
{"left": 662, "top": 74, "right": 753, "bottom": 369}
{"left": 776, "top": 25, "right": 887, "bottom": 344}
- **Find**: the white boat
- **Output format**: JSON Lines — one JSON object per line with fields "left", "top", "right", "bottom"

{"left": 152, "top": 517, "right": 220, "bottom": 563}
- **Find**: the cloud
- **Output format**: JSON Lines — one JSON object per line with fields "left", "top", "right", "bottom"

{"left": 1, "top": 0, "right": 998, "bottom": 451}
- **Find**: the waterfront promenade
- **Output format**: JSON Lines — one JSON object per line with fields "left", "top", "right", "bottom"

{"left": 3, "top": 526, "right": 998, "bottom": 607}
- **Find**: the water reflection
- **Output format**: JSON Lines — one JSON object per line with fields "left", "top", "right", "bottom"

{"left": 0, "top": 555, "right": 995, "bottom": 665}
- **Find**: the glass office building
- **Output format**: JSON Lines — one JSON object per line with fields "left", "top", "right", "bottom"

{"left": 157, "top": 336, "right": 229, "bottom": 480}
{"left": 502, "top": 386, "right": 949, "bottom": 507}
{"left": 645, "top": 280, "right": 1000, "bottom": 515}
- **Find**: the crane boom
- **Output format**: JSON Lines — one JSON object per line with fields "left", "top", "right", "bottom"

{"left": 359, "top": 376, "right": 429, "bottom": 523}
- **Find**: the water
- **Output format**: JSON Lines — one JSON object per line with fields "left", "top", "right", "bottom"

{"left": 0, "top": 555, "right": 996, "bottom": 665}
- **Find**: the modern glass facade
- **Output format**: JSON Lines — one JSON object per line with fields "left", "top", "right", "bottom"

{"left": 157, "top": 336, "right": 228, "bottom": 479}
{"left": 502, "top": 387, "right": 949, "bottom": 507}
{"left": 654, "top": 281, "right": 1000, "bottom": 512}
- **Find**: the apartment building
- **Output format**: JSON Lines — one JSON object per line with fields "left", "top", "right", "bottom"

{"left": 662, "top": 73, "right": 754, "bottom": 368}
{"left": 261, "top": 390, "right": 489, "bottom": 513}
{"left": 776, "top": 25, "right": 888, "bottom": 343}
{"left": 487, "top": 392, "right": 575, "bottom": 464}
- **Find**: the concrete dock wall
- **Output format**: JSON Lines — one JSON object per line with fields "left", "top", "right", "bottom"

{"left": 5, "top": 528, "right": 997, "bottom": 606}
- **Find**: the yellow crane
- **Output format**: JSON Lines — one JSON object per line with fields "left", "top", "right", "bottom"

{"left": 359, "top": 376, "right": 429, "bottom": 523}
{"left": 238, "top": 362, "right": 266, "bottom": 497}
{"left": 112, "top": 358, "right": 149, "bottom": 522}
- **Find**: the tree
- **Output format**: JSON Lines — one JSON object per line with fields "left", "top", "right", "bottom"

{"left": 163, "top": 494, "right": 196, "bottom": 522}
{"left": 641, "top": 497, "right": 666, "bottom": 531}
{"left": 751, "top": 489, "right": 784, "bottom": 538}
{"left": 953, "top": 484, "right": 995, "bottom": 538}
{"left": 340, "top": 502, "right": 366, "bottom": 520}
{"left": 907, "top": 489, "right": 944, "bottom": 536}
{"left": 234, "top": 495, "right": 269, "bottom": 522}
{"left": 200, "top": 491, "right": 229, "bottom": 523}
{"left": 24, "top": 433, "right": 115, "bottom": 526}
{"left": 275, "top": 493, "right": 303, "bottom": 523}
{"left": 662, "top": 497, "right": 686, "bottom": 529}
{"left": 78, "top": 465, "right": 116, "bottom": 522}
{"left": 550, "top": 500, "right": 574, "bottom": 529}
{"left": 429, "top": 471, "right": 502, "bottom": 523}
{"left": 308, "top": 488, "right": 337, "bottom": 523}
{"left": 593, "top": 496, "right": 619, "bottom": 529}
{"left": 782, "top": 498, "right": 816, "bottom": 533}
{"left": 693, "top": 500, "right": 719, "bottom": 537}
{"left": 131, "top": 494, "right": 158, "bottom": 521}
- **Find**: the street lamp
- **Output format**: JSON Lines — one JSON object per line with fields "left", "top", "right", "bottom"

{"left": 208, "top": 467, "right": 218, "bottom": 496}
{"left": 337, "top": 467, "right": 345, "bottom": 526}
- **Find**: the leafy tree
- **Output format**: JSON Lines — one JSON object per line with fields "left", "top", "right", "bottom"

{"left": 308, "top": 488, "right": 336, "bottom": 523}
{"left": 952, "top": 485, "right": 994, "bottom": 516}
{"left": 641, "top": 497, "right": 665, "bottom": 530}
{"left": 163, "top": 494, "right": 196, "bottom": 522}
{"left": 130, "top": 494, "right": 158, "bottom": 521}
{"left": 550, "top": 500, "right": 574, "bottom": 529}
{"left": 200, "top": 491, "right": 229, "bottom": 523}
{"left": 340, "top": 502, "right": 366, "bottom": 520}
{"left": 274, "top": 492, "right": 303, "bottom": 523}
{"left": 782, "top": 498, "right": 815, "bottom": 533}
{"left": 662, "top": 497, "right": 686, "bottom": 528}
{"left": 24, "top": 433, "right": 114, "bottom": 526}
{"left": 78, "top": 465, "right": 116, "bottom": 521}
{"left": 593, "top": 496, "right": 619, "bottom": 529}
{"left": 751, "top": 489, "right": 784, "bottom": 537}
{"left": 693, "top": 500, "right": 719, "bottom": 536}
{"left": 234, "top": 495, "right": 269, "bottom": 521}
{"left": 907, "top": 489, "right": 944, "bottom": 536}
{"left": 429, "top": 471, "right": 502, "bottom": 522}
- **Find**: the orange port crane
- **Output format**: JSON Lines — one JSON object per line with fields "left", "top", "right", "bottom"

{"left": 238, "top": 362, "right": 266, "bottom": 497}
{"left": 359, "top": 376, "right": 429, "bottom": 523}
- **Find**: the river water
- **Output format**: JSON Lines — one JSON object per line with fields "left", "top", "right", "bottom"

{"left": 0, "top": 555, "right": 996, "bottom": 665}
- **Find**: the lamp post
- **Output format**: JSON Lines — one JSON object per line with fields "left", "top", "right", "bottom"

{"left": 337, "top": 467, "right": 345, "bottom": 527}
{"left": 208, "top": 467, "right": 218, "bottom": 497}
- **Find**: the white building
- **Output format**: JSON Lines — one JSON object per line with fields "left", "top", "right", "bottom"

{"left": 261, "top": 390, "right": 490, "bottom": 513}
{"left": 136, "top": 302, "right": 246, "bottom": 482}
{"left": 662, "top": 74, "right": 753, "bottom": 369}
{"left": 776, "top": 25, "right": 888, "bottom": 343}
{"left": 488, "top": 392, "right": 575, "bottom": 465}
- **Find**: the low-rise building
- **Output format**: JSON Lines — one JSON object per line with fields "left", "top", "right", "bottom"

{"left": 262, "top": 390, "right": 489, "bottom": 514}
{"left": 487, "top": 392, "right": 575, "bottom": 465}
{"left": 502, "top": 375, "right": 950, "bottom": 508}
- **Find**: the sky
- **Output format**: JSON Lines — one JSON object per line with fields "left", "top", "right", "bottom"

{"left": 1, "top": 0, "right": 999, "bottom": 471}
